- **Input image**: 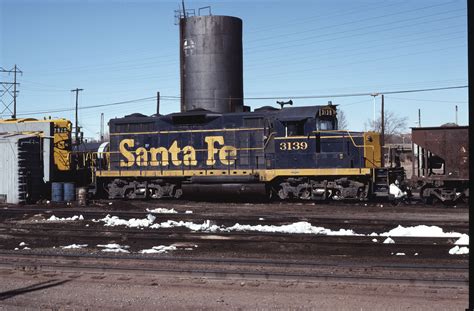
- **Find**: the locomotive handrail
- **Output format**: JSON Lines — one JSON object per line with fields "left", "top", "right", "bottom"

{"left": 263, "top": 131, "right": 276, "bottom": 149}
{"left": 312, "top": 130, "right": 368, "bottom": 149}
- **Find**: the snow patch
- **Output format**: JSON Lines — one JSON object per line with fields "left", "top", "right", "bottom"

{"left": 139, "top": 245, "right": 177, "bottom": 254}
{"left": 47, "top": 215, "right": 84, "bottom": 221}
{"left": 395, "top": 252, "right": 405, "bottom": 256}
{"left": 61, "top": 244, "right": 88, "bottom": 249}
{"left": 146, "top": 208, "right": 177, "bottom": 214}
{"left": 94, "top": 215, "right": 470, "bottom": 247}
{"left": 380, "top": 225, "right": 463, "bottom": 238}
{"left": 185, "top": 210, "right": 193, "bottom": 214}
{"left": 97, "top": 243, "right": 130, "bottom": 253}
{"left": 19, "top": 242, "right": 26, "bottom": 246}
{"left": 222, "top": 222, "right": 362, "bottom": 236}
{"left": 389, "top": 183, "right": 406, "bottom": 198}
{"left": 150, "top": 220, "right": 221, "bottom": 232}
{"left": 97, "top": 214, "right": 156, "bottom": 228}
{"left": 454, "top": 234, "right": 469, "bottom": 245}
{"left": 449, "top": 246, "right": 469, "bottom": 255}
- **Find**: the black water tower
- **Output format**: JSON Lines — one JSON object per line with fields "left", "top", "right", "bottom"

{"left": 179, "top": 14, "right": 243, "bottom": 113}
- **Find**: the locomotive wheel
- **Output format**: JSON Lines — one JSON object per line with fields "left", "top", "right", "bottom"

{"left": 174, "top": 188, "right": 183, "bottom": 199}
{"left": 299, "top": 188, "right": 311, "bottom": 200}
{"left": 357, "top": 188, "right": 368, "bottom": 201}
{"left": 152, "top": 186, "right": 163, "bottom": 199}
{"left": 124, "top": 189, "right": 135, "bottom": 200}
{"left": 277, "top": 188, "right": 288, "bottom": 200}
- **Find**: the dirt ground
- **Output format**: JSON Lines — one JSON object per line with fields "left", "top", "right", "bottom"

{"left": 0, "top": 200, "right": 468, "bottom": 310}
{"left": 0, "top": 270, "right": 467, "bottom": 310}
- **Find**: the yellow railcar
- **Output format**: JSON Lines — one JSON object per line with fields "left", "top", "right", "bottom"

{"left": 0, "top": 118, "right": 73, "bottom": 173}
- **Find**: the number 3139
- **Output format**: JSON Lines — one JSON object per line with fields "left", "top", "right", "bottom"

{"left": 279, "top": 141, "right": 308, "bottom": 150}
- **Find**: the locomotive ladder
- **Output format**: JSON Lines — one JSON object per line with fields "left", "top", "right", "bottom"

{"left": 372, "top": 168, "right": 390, "bottom": 198}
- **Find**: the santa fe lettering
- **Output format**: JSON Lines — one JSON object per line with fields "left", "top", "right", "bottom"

{"left": 119, "top": 136, "right": 237, "bottom": 167}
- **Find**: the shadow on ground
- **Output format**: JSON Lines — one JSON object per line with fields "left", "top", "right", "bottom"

{"left": 0, "top": 279, "right": 70, "bottom": 300}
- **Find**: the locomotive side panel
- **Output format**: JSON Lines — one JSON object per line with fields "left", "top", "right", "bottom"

{"left": 104, "top": 113, "right": 266, "bottom": 176}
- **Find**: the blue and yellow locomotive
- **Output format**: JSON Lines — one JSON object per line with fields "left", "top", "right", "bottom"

{"left": 94, "top": 103, "right": 401, "bottom": 201}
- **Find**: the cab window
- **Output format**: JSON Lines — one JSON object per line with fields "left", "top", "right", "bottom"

{"left": 317, "top": 118, "right": 335, "bottom": 131}
{"left": 284, "top": 121, "right": 305, "bottom": 137}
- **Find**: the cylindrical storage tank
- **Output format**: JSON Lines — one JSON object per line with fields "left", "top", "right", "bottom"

{"left": 76, "top": 187, "right": 88, "bottom": 206}
{"left": 63, "top": 182, "right": 75, "bottom": 202}
{"left": 181, "top": 15, "right": 243, "bottom": 113}
{"left": 51, "top": 182, "right": 64, "bottom": 202}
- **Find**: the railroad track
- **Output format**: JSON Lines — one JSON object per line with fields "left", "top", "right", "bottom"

{"left": 0, "top": 207, "right": 468, "bottom": 233}
{"left": 0, "top": 251, "right": 467, "bottom": 287}
{"left": 0, "top": 223, "right": 467, "bottom": 261}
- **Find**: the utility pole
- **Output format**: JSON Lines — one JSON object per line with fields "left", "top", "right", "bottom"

{"left": 12, "top": 65, "right": 21, "bottom": 118}
{"left": 455, "top": 105, "right": 458, "bottom": 125}
{"left": 156, "top": 91, "right": 160, "bottom": 115}
{"left": 100, "top": 113, "right": 104, "bottom": 141}
{"left": 178, "top": 1, "right": 187, "bottom": 112}
{"left": 0, "top": 65, "right": 22, "bottom": 118}
{"left": 71, "top": 88, "right": 83, "bottom": 145}
{"left": 418, "top": 109, "right": 421, "bottom": 127}
{"left": 467, "top": 0, "right": 473, "bottom": 310}
{"left": 381, "top": 94, "right": 385, "bottom": 167}
{"left": 371, "top": 93, "right": 379, "bottom": 125}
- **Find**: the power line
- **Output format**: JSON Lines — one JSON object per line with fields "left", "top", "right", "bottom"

{"left": 245, "top": 1, "right": 459, "bottom": 44}
{"left": 4, "top": 85, "right": 466, "bottom": 118}
{"left": 245, "top": 11, "right": 464, "bottom": 54}
{"left": 386, "top": 96, "right": 467, "bottom": 104}
{"left": 13, "top": 96, "right": 157, "bottom": 116}
{"left": 22, "top": 2, "right": 404, "bottom": 77}
{"left": 245, "top": 23, "right": 465, "bottom": 64}
{"left": 244, "top": 79, "right": 467, "bottom": 97}
{"left": 162, "top": 85, "right": 468, "bottom": 100}
{"left": 22, "top": 2, "right": 461, "bottom": 77}
{"left": 245, "top": 1, "right": 406, "bottom": 34}
{"left": 247, "top": 85, "right": 470, "bottom": 100}
{"left": 247, "top": 43, "right": 466, "bottom": 81}
{"left": 245, "top": 32, "right": 465, "bottom": 73}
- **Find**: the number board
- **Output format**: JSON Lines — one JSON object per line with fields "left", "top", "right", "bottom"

{"left": 318, "top": 107, "right": 336, "bottom": 116}
{"left": 279, "top": 141, "right": 308, "bottom": 151}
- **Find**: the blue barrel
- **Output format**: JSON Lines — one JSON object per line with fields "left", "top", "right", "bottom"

{"left": 51, "top": 182, "right": 64, "bottom": 202}
{"left": 63, "top": 182, "right": 75, "bottom": 202}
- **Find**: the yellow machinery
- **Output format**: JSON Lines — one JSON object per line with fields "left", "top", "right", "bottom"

{"left": 0, "top": 118, "right": 73, "bottom": 177}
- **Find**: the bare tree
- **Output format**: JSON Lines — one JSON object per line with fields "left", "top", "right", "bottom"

{"left": 365, "top": 110, "right": 408, "bottom": 143}
{"left": 337, "top": 110, "right": 348, "bottom": 129}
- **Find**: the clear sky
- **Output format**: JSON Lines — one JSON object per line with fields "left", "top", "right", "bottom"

{"left": 0, "top": 0, "right": 468, "bottom": 140}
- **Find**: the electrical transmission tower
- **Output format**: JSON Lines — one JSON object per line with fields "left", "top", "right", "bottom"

{"left": 71, "top": 88, "right": 84, "bottom": 145}
{"left": 0, "top": 65, "right": 22, "bottom": 118}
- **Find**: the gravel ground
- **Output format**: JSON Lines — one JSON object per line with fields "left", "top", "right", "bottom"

{"left": 0, "top": 270, "right": 467, "bottom": 310}
{"left": 0, "top": 200, "right": 468, "bottom": 310}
